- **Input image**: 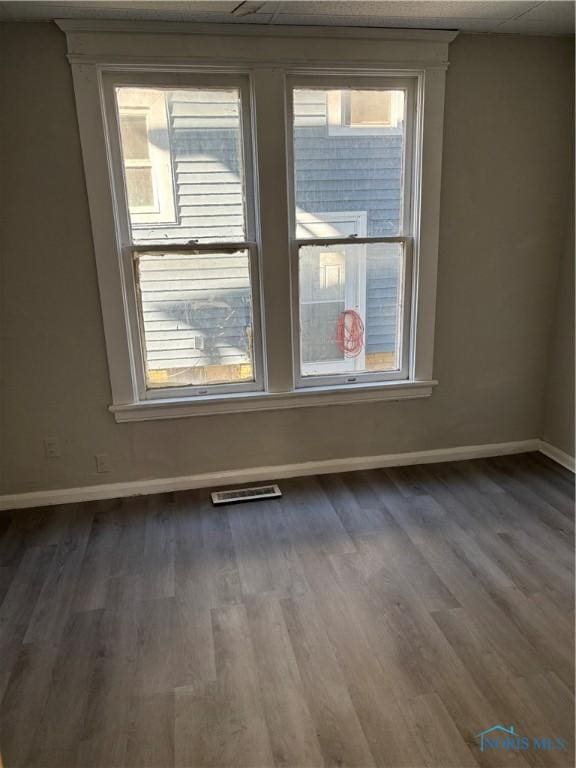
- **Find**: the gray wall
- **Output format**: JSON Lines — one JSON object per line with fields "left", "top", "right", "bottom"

{"left": 542, "top": 182, "right": 575, "bottom": 458}
{"left": 0, "top": 24, "right": 574, "bottom": 495}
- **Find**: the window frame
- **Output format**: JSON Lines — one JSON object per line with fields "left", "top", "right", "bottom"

{"left": 100, "top": 70, "right": 265, "bottom": 401}
{"left": 288, "top": 74, "right": 418, "bottom": 389}
{"left": 61, "top": 21, "right": 454, "bottom": 420}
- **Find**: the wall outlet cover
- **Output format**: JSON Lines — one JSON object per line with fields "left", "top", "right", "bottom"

{"left": 44, "top": 437, "right": 60, "bottom": 458}
{"left": 95, "top": 453, "right": 111, "bottom": 473}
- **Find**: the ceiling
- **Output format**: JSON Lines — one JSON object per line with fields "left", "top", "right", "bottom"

{"left": 0, "top": 1, "right": 573, "bottom": 35}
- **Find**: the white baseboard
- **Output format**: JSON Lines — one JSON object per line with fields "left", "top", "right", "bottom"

{"left": 538, "top": 441, "right": 576, "bottom": 473}
{"left": 0, "top": 438, "right": 542, "bottom": 512}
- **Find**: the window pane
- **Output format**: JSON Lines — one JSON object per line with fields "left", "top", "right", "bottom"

{"left": 293, "top": 88, "right": 406, "bottom": 237}
{"left": 349, "top": 91, "right": 393, "bottom": 127}
{"left": 119, "top": 113, "right": 150, "bottom": 160}
{"left": 116, "top": 87, "right": 246, "bottom": 241}
{"left": 299, "top": 242, "right": 404, "bottom": 377}
{"left": 301, "top": 302, "right": 345, "bottom": 364}
{"left": 125, "top": 167, "right": 155, "bottom": 209}
{"left": 136, "top": 251, "right": 255, "bottom": 388}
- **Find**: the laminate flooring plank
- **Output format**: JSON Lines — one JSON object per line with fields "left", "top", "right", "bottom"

{"left": 328, "top": 550, "right": 436, "bottom": 700}
{"left": 0, "top": 545, "right": 56, "bottom": 636}
{"left": 142, "top": 493, "right": 176, "bottom": 601}
{"left": 383, "top": 464, "right": 431, "bottom": 498}
{"left": 174, "top": 489, "right": 242, "bottom": 609}
{"left": 76, "top": 574, "right": 142, "bottom": 768}
{"left": 175, "top": 603, "right": 273, "bottom": 768}
{"left": 352, "top": 522, "right": 460, "bottom": 612}
{"left": 495, "top": 528, "right": 573, "bottom": 595}
{"left": 173, "top": 490, "right": 242, "bottom": 689}
{"left": 279, "top": 476, "right": 357, "bottom": 556}
{"left": 133, "top": 596, "right": 183, "bottom": 697}
{"left": 398, "top": 692, "right": 479, "bottom": 768}
{"left": 0, "top": 515, "right": 26, "bottom": 568}
{"left": 281, "top": 593, "right": 377, "bottom": 767}
{"left": 0, "top": 546, "right": 55, "bottom": 705}
{"left": 26, "top": 608, "right": 104, "bottom": 768}
{"left": 340, "top": 468, "right": 391, "bottom": 510}
{"left": 24, "top": 506, "right": 94, "bottom": 645}
{"left": 109, "top": 496, "right": 147, "bottom": 580}
{"left": 0, "top": 641, "right": 58, "bottom": 768}
{"left": 297, "top": 547, "right": 429, "bottom": 766}
{"left": 452, "top": 460, "right": 508, "bottom": 496}
{"left": 245, "top": 595, "right": 324, "bottom": 768}
{"left": 15, "top": 505, "right": 72, "bottom": 551}
{"left": 71, "top": 500, "right": 122, "bottom": 613}
{"left": 317, "top": 472, "right": 387, "bottom": 536}
{"left": 479, "top": 459, "right": 574, "bottom": 540}
{"left": 125, "top": 692, "right": 175, "bottom": 768}
{"left": 526, "top": 454, "right": 574, "bottom": 497}
{"left": 227, "top": 497, "right": 308, "bottom": 599}
{"left": 485, "top": 585, "right": 574, "bottom": 689}
{"left": 516, "top": 671, "right": 575, "bottom": 747}
{"left": 491, "top": 455, "right": 574, "bottom": 518}
{"left": 0, "top": 566, "right": 15, "bottom": 610}
{"left": 487, "top": 677, "right": 574, "bottom": 768}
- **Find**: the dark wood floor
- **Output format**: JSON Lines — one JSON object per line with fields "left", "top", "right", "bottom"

{"left": 0, "top": 453, "right": 573, "bottom": 768}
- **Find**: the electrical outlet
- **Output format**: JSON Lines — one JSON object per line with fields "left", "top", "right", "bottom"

{"left": 95, "top": 453, "right": 111, "bottom": 474}
{"left": 44, "top": 437, "right": 60, "bottom": 458}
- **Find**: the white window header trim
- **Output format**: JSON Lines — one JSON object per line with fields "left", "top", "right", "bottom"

{"left": 57, "top": 19, "right": 458, "bottom": 44}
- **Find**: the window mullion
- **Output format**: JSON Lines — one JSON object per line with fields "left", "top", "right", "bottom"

{"left": 252, "top": 68, "right": 294, "bottom": 393}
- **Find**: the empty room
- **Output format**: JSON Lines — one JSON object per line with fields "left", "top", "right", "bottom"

{"left": 0, "top": 1, "right": 574, "bottom": 766}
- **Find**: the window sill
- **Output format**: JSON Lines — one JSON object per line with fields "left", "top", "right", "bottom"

{"left": 109, "top": 379, "right": 437, "bottom": 422}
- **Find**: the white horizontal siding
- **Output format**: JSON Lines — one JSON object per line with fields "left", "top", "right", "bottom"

{"left": 138, "top": 252, "right": 252, "bottom": 372}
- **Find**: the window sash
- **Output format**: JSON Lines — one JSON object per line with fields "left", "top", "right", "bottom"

{"left": 291, "top": 237, "right": 413, "bottom": 388}
{"left": 288, "top": 74, "right": 417, "bottom": 240}
{"left": 101, "top": 72, "right": 263, "bottom": 399}
{"left": 287, "top": 75, "right": 418, "bottom": 388}
{"left": 131, "top": 243, "right": 264, "bottom": 399}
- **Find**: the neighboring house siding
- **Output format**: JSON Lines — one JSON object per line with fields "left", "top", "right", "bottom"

{"left": 170, "top": 90, "right": 245, "bottom": 243}
{"left": 135, "top": 90, "right": 403, "bottom": 372}
{"left": 293, "top": 89, "right": 403, "bottom": 238}
{"left": 139, "top": 253, "right": 252, "bottom": 372}
{"left": 365, "top": 254, "right": 402, "bottom": 354}
{"left": 137, "top": 91, "right": 250, "bottom": 373}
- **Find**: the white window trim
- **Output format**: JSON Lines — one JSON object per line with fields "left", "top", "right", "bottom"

{"left": 59, "top": 20, "right": 455, "bottom": 422}
{"left": 109, "top": 379, "right": 438, "bottom": 421}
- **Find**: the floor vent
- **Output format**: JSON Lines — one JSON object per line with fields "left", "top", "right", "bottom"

{"left": 211, "top": 484, "right": 282, "bottom": 506}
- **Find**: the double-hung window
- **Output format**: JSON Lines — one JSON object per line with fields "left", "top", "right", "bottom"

{"left": 63, "top": 23, "right": 451, "bottom": 420}
{"left": 102, "top": 73, "right": 263, "bottom": 399}
{"left": 289, "top": 77, "right": 416, "bottom": 387}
